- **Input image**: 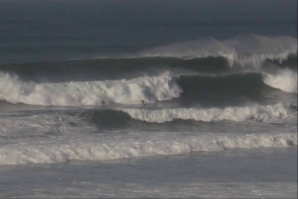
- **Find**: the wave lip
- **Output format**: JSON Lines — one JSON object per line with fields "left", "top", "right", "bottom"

{"left": 119, "top": 103, "right": 294, "bottom": 123}
{"left": 0, "top": 132, "right": 296, "bottom": 165}
{"left": 0, "top": 72, "right": 181, "bottom": 106}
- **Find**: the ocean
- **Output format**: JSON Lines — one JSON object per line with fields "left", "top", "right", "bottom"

{"left": 0, "top": 0, "right": 297, "bottom": 197}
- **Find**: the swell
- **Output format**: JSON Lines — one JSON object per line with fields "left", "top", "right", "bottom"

{"left": 0, "top": 55, "right": 296, "bottom": 83}
{"left": 0, "top": 35, "right": 296, "bottom": 83}
{"left": 0, "top": 57, "right": 230, "bottom": 83}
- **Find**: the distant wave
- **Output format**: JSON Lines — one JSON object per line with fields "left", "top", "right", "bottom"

{"left": 1, "top": 35, "right": 296, "bottom": 84}
{"left": 137, "top": 35, "right": 297, "bottom": 68}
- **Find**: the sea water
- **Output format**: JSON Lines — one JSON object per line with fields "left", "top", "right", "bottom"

{"left": 0, "top": 0, "right": 297, "bottom": 197}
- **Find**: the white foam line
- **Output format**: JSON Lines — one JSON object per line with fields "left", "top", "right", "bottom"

{"left": 0, "top": 132, "right": 296, "bottom": 165}
{"left": 120, "top": 103, "right": 293, "bottom": 123}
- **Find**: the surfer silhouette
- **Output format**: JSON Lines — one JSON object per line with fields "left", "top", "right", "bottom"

{"left": 101, "top": 100, "right": 105, "bottom": 106}
{"left": 140, "top": 100, "right": 145, "bottom": 105}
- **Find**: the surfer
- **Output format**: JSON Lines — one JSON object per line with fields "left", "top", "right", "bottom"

{"left": 101, "top": 100, "right": 105, "bottom": 106}
{"left": 140, "top": 100, "right": 145, "bottom": 105}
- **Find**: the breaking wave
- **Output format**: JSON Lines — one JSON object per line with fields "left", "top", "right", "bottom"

{"left": 0, "top": 132, "right": 296, "bottom": 165}
{"left": 119, "top": 103, "right": 295, "bottom": 123}
{"left": 138, "top": 35, "right": 297, "bottom": 68}
{"left": 0, "top": 72, "right": 181, "bottom": 106}
{"left": 0, "top": 67, "right": 296, "bottom": 107}
{"left": 263, "top": 68, "right": 297, "bottom": 93}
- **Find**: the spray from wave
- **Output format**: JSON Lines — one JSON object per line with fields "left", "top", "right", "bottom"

{"left": 263, "top": 68, "right": 297, "bottom": 93}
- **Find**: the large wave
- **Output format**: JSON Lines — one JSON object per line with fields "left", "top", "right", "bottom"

{"left": 0, "top": 72, "right": 181, "bottom": 106}
{"left": 0, "top": 67, "right": 296, "bottom": 107}
{"left": 0, "top": 106, "right": 296, "bottom": 165}
{"left": 138, "top": 35, "right": 297, "bottom": 68}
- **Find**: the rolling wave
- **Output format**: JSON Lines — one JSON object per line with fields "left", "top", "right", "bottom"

{"left": 1, "top": 132, "right": 296, "bottom": 165}
{"left": 119, "top": 103, "right": 295, "bottom": 123}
